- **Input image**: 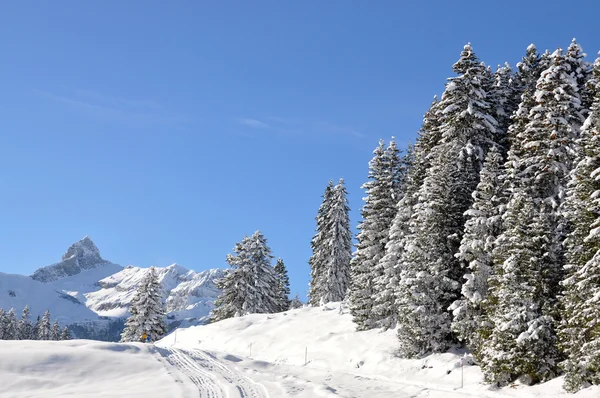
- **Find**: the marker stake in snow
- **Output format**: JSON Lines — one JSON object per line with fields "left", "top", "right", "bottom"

{"left": 305, "top": 346, "right": 307, "bottom": 365}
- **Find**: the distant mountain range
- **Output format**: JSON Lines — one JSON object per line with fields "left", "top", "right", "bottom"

{"left": 0, "top": 236, "right": 224, "bottom": 340}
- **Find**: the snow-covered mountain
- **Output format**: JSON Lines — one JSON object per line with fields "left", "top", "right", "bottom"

{"left": 0, "top": 236, "right": 224, "bottom": 340}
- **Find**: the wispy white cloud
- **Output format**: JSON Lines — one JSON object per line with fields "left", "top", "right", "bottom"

{"left": 33, "top": 89, "right": 191, "bottom": 126}
{"left": 238, "top": 116, "right": 364, "bottom": 139}
{"left": 239, "top": 118, "right": 271, "bottom": 129}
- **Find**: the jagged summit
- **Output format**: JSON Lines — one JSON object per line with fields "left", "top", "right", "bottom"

{"left": 31, "top": 236, "right": 114, "bottom": 283}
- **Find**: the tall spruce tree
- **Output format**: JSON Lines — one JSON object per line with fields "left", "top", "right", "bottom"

{"left": 395, "top": 43, "right": 497, "bottom": 357}
{"left": 565, "top": 39, "right": 592, "bottom": 114}
{"left": 60, "top": 326, "right": 71, "bottom": 341}
{"left": 38, "top": 310, "right": 52, "bottom": 341}
{"left": 120, "top": 267, "right": 167, "bottom": 342}
{"left": 19, "top": 305, "right": 33, "bottom": 340}
{"left": 373, "top": 98, "right": 443, "bottom": 330}
{"left": 0, "top": 308, "right": 6, "bottom": 339}
{"left": 51, "top": 320, "right": 61, "bottom": 341}
{"left": 450, "top": 145, "right": 505, "bottom": 351}
{"left": 350, "top": 138, "right": 402, "bottom": 330}
{"left": 481, "top": 196, "right": 561, "bottom": 385}
{"left": 308, "top": 180, "right": 334, "bottom": 306}
{"left": 480, "top": 49, "right": 584, "bottom": 385}
{"left": 274, "top": 258, "right": 291, "bottom": 311}
{"left": 4, "top": 308, "right": 18, "bottom": 340}
{"left": 211, "top": 231, "right": 282, "bottom": 321}
{"left": 559, "top": 53, "right": 600, "bottom": 392}
{"left": 322, "top": 179, "right": 352, "bottom": 303}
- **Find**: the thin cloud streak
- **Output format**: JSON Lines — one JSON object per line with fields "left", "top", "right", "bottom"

{"left": 239, "top": 118, "right": 271, "bottom": 129}
{"left": 33, "top": 89, "right": 191, "bottom": 126}
{"left": 238, "top": 116, "right": 364, "bottom": 138}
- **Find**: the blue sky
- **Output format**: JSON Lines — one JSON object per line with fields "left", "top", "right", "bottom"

{"left": 0, "top": 1, "right": 598, "bottom": 299}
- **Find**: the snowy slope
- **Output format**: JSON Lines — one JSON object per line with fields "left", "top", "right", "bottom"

{"left": 0, "top": 272, "right": 99, "bottom": 323}
{"left": 157, "top": 302, "right": 600, "bottom": 398}
{"left": 0, "top": 340, "right": 184, "bottom": 398}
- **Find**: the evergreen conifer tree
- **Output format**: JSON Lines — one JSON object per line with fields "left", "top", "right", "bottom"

{"left": 308, "top": 180, "right": 334, "bottom": 306}
{"left": 19, "top": 305, "right": 33, "bottom": 340}
{"left": 0, "top": 308, "right": 6, "bottom": 339}
{"left": 60, "top": 327, "right": 71, "bottom": 340}
{"left": 373, "top": 98, "right": 443, "bottom": 330}
{"left": 4, "top": 308, "right": 18, "bottom": 340}
{"left": 289, "top": 293, "right": 303, "bottom": 309}
{"left": 322, "top": 179, "right": 352, "bottom": 303}
{"left": 211, "top": 231, "right": 282, "bottom": 321}
{"left": 480, "top": 48, "right": 584, "bottom": 385}
{"left": 395, "top": 43, "right": 497, "bottom": 357}
{"left": 558, "top": 53, "right": 600, "bottom": 392}
{"left": 565, "top": 39, "right": 592, "bottom": 113}
{"left": 120, "top": 267, "right": 167, "bottom": 342}
{"left": 51, "top": 320, "right": 61, "bottom": 341}
{"left": 274, "top": 258, "right": 291, "bottom": 311}
{"left": 350, "top": 139, "right": 402, "bottom": 330}
{"left": 38, "top": 310, "right": 52, "bottom": 341}
{"left": 450, "top": 146, "right": 505, "bottom": 350}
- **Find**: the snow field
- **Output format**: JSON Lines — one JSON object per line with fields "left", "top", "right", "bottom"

{"left": 157, "top": 302, "right": 600, "bottom": 397}
{"left": 0, "top": 340, "right": 180, "bottom": 398}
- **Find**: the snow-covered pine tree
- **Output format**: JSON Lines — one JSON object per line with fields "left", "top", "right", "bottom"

{"left": 120, "top": 266, "right": 167, "bottom": 342}
{"left": 480, "top": 48, "right": 585, "bottom": 385}
{"left": 211, "top": 231, "right": 282, "bottom": 321}
{"left": 395, "top": 43, "right": 497, "bottom": 357}
{"left": 51, "top": 320, "right": 61, "bottom": 341}
{"left": 450, "top": 145, "right": 505, "bottom": 351}
{"left": 322, "top": 178, "right": 352, "bottom": 303}
{"left": 3, "top": 308, "right": 18, "bottom": 340}
{"left": 19, "top": 305, "right": 33, "bottom": 340}
{"left": 481, "top": 196, "right": 561, "bottom": 385}
{"left": 32, "top": 315, "right": 40, "bottom": 340}
{"left": 565, "top": 39, "right": 593, "bottom": 114}
{"left": 60, "top": 327, "right": 71, "bottom": 340}
{"left": 289, "top": 293, "right": 303, "bottom": 309}
{"left": 350, "top": 138, "right": 402, "bottom": 330}
{"left": 559, "top": 53, "right": 600, "bottom": 392}
{"left": 274, "top": 258, "right": 291, "bottom": 311}
{"left": 0, "top": 308, "right": 6, "bottom": 339}
{"left": 373, "top": 98, "right": 443, "bottom": 330}
{"left": 308, "top": 180, "right": 334, "bottom": 306}
{"left": 490, "top": 63, "right": 521, "bottom": 148}
{"left": 38, "top": 310, "right": 52, "bottom": 340}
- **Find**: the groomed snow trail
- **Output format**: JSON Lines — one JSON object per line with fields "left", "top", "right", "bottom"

{"left": 157, "top": 347, "right": 268, "bottom": 398}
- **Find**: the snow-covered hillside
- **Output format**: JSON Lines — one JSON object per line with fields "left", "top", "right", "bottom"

{"left": 156, "top": 302, "right": 600, "bottom": 398}
{"left": 0, "top": 236, "right": 224, "bottom": 339}
{"left": 0, "top": 272, "right": 98, "bottom": 323}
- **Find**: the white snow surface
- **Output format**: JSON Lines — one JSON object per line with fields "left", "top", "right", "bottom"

{"left": 2, "top": 302, "right": 599, "bottom": 397}
{"left": 0, "top": 340, "right": 177, "bottom": 398}
{"left": 0, "top": 272, "right": 98, "bottom": 323}
{"left": 155, "top": 302, "right": 599, "bottom": 398}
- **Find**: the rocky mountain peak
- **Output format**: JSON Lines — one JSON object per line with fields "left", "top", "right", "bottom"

{"left": 31, "top": 236, "right": 112, "bottom": 283}
{"left": 62, "top": 236, "right": 103, "bottom": 263}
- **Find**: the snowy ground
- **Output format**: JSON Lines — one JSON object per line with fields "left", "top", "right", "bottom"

{"left": 2, "top": 303, "right": 599, "bottom": 397}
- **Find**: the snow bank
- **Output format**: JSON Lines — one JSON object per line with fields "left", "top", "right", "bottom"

{"left": 0, "top": 340, "right": 182, "bottom": 397}
{"left": 158, "top": 302, "right": 600, "bottom": 398}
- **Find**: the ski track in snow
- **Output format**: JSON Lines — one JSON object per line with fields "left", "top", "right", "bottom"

{"left": 157, "top": 347, "right": 268, "bottom": 398}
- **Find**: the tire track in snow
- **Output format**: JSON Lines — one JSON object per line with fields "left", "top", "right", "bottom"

{"left": 158, "top": 347, "right": 268, "bottom": 398}
{"left": 157, "top": 347, "right": 222, "bottom": 398}
{"left": 186, "top": 349, "right": 269, "bottom": 398}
